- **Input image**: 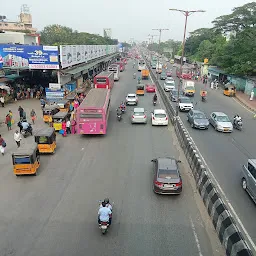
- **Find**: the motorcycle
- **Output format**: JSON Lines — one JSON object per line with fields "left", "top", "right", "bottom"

{"left": 21, "top": 125, "right": 33, "bottom": 137}
{"left": 153, "top": 100, "right": 157, "bottom": 106}
{"left": 201, "top": 96, "right": 206, "bottom": 102}
{"left": 98, "top": 201, "right": 114, "bottom": 235}
{"left": 133, "top": 74, "right": 136, "bottom": 79}
{"left": 116, "top": 111, "right": 122, "bottom": 121}
{"left": 233, "top": 119, "right": 243, "bottom": 130}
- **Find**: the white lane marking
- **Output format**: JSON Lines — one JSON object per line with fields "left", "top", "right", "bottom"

{"left": 232, "top": 97, "right": 255, "bottom": 114}
{"left": 188, "top": 133, "right": 256, "bottom": 252}
{"left": 189, "top": 215, "right": 204, "bottom": 256}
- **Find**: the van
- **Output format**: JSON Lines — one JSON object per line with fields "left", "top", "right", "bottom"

{"left": 242, "top": 159, "right": 256, "bottom": 203}
{"left": 182, "top": 80, "right": 195, "bottom": 97}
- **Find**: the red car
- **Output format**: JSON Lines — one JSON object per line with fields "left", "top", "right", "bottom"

{"left": 146, "top": 84, "right": 156, "bottom": 93}
{"left": 166, "top": 71, "right": 172, "bottom": 77}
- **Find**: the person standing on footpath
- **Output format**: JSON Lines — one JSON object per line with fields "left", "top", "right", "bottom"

{"left": 30, "top": 109, "right": 36, "bottom": 124}
{"left": 0, "top": 95, "right": 5, "bottom": 107}
{"left": 14, "top": 130, "right": 22, "bottom": 148}
{"left": 18, "top": 106, "right": 24, "bottom": 121}
{"left": 5, "top": 114, "right": 12, "bottom": 131}
{"left": 0, "top": 134, "right": 6, "bottom": 155}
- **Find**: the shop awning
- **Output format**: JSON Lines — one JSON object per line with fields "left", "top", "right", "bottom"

{"left": 5, "top": 74, "right": 22, "bottom": 80}
{"left": 208, "top": 67, "right": 227, "bottom": 76}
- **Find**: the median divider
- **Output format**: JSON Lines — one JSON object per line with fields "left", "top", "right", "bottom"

{"left": 145, "top": 59, "right": 253, "bottom": 256}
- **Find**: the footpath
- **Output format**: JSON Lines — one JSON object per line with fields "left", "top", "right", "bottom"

{"left": 235, "top": 91, "right": 256, "bottom": 113}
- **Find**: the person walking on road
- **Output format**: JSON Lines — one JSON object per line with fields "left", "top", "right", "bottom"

{"left": 0, "top": 134, "right": 6, "bottom": 155}
{"left": 66, "top": 119, "right": 71, "bottom": 134}
{"left": 30, "top": 109, "right": 36, "bottom": 124}
{"left": 71, "top": 118, "right": 76, "bottom": 134}
{"left": 14, "top": 130, "right": 22, "bottom": 148}
{"left": 18, "top": 106, "right": 24, "bottom": 121}
{"left": 5, "top": 114, "right": 12, "bottom": 131}
{"left": 0, "top": 96, "right": 5, "bottom": 107}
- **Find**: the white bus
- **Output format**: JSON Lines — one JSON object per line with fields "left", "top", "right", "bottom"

{"left": 138, "top": 59, "right": 146, "bottom": 71}
{"left": 108, "top": 64, "right": 120, "bottom": 81}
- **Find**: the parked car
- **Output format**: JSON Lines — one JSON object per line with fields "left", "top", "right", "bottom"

{"left": 209, "top": 112, "right": 233, "bottom": 132}
{"left": 151, "top": 109, "right": 168, "bottom": 126}
{"left": 160, "top": 72, "right": 167, "bottom": 80}
{"left": 151, "top": 157, "right": 182, "bottom": 194}
{"left": 126, "top": 93, "right": 138, "bottom": 106}
{"left": 163, "top": 78, "right": 175, "bottom": 91}
{"left": 146, "top": 84, "right": 156, "bottom": 93}
{"left": 242, "top": 159, "right": 256, "bottom": 203}
{"left": 187, "top": 110, "right": 209, "bottom": 129}
{"left": 170, "top": 89, "right": 179, "bottom": 102}
{"left": 178, "top": 97, "right": 193, "bottom": 112}
{"left": 131, "top": 108, "right": 147, "bottom": 124}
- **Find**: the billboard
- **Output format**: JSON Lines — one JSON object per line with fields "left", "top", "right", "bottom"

{"left": 59, "top": 45, "right": 118, "bottom": 69}
{"left": 45, "top": 88, "right": 64, "bottom": 101}
{"left": 0, "top": 45, "right": 59, "bottom": 69}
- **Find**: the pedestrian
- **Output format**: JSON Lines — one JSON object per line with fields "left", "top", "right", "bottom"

{"left": 71, "top": 118, "right": 77, "bottom": 134}
{"left": 69, "top": 102, "right": 74, "bottom": 112}
{"left": 62, "top": 120, "right": 67, "bottom": 137}
{"left": 66, "top": 119, "right": 71, "bottom": 134}
{"left": 30, "top": 109, "right": 36, "bottom": 124}
{"left": 40, "top": 98, "right": 45, "bottom": 109}
{"left": 9, "top": 110, "right": 14, "bottom": 126}
{"left": 5, "top": 114, "right": 12, "bottom": 131}
{"left": 0, "top": 134, "right": 6, "bottom": 155}
{"left": 0, "top": 95, "right": 4, "bottom": 107}
{"left": 250, "top": 90, "right": 254, "bottom": 101}
{"left": 14, "top": 130, "right": 22, "bottom": 148}
{"left": 18, "top": 106, "right": 24, "bottom": 120}
{"left": 22, "top": 111, "right": 27, "bottom": 121}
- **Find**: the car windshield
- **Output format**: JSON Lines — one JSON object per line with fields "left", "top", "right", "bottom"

{"left": 180, "top": 98, "right": 191, "bottom": 103}
{"left": 155, "top": 113, "right": 166, "bottom": 118}
{"left": 186, "top": 86, "right": 194, "bottom": 90}
{"left": 128, "top": 95, "right": 135, "bottom": 98}
{"left": 158, "top": 169, "right": 179, "bottom": 179}
{"left": 134, "top": 112, "right": 144, "bottom": 116}
{"left": 194, "top": 113, "right": 206, "bottom": 119}
{"left": 216, "top": 115, "right": 230, "bottom": 122}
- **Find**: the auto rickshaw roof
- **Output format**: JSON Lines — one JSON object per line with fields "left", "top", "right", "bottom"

{"left": 12, "top": 143, "right": 38, "bottom": 156}
{"left": 52, "top": 111, "right": 69, "bottom": 119}
{"left": 56, "top": 100, "right": 69, "bottom": 105}
{"left": 34, "top": 127, "right": 55, "bottom": 137}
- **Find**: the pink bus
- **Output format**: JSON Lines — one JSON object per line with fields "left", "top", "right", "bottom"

{"left": 115, "top": 62, "right": 125, "bottom": 72}
{"left": 94, "top": 71, "right": 114, "bottom": 89}
{"left": 76, "top": 89, "right": 111, "bottom": 135}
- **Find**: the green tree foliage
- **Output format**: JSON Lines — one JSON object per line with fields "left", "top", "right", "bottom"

{"left": 184, "top": 2, "right": 256, "bottom": 75}
{"left": 40, "top": 24, "right": 117, "bottom": 45}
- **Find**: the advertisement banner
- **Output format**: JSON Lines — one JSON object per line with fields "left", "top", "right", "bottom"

{"left": 45, "top": 88, "right": 64, "bottom": 101}
{"left": 60, "top": 44, "right": 118, "bottom": 68}
{"left": 49, "top": 83, "right": 61, "bottom": 90}
{"left": 0, "top": 45, "right": 59, "bottom": 69}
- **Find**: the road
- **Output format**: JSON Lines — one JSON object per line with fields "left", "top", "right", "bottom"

{"left": 0, "top": 61, "right": 224, "bottom": 256}
{"left": 157, "top": 64, "right": 256, "bottom": 253}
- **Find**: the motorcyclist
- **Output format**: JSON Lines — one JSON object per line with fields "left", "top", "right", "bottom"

{"left": 138, "top": 76, "right": 141, "bottom": 84}
{"left": 120, "top": 102, "right": 126, "bottom": 111}
{"left": 233, "top": 114, "right": 242, "bottom": 125}
{"left": 153, "top": 93, "right": 157, "bottom": 102}
{"left": 18, "top": 121, "right": 30, "bottom": 133}
{"left": 133, "top": 62, "right": 135, "bottom": 68}
{"left": 98, "top": 201, "right": 112, "bottom": 225}
{"left": 133, "top": 72, "right": 136, "bottom": 79}
{"left": 116, "top": 108, "right": 122, "bottom": 116}
{"left": 100, "top": 198, "right": 113, "bottom": 211}
{"left": 201, "top": 91, "right": 207, "bottom": 101}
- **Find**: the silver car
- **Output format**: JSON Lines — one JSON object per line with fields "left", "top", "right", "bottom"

{"left": 187, "top": 110, "right": 209, "bottom": 129}
{"left": 209, "top": 112, "right": 233, "bottom": 132}
{"left": 242, "top": 159, "right": 256, "bottom": 203}
{"left": 126, "top": 93, "right": 138, "bottom": 106}
{"left": 164, "top": 78, "right": 175, "bottom": 91}
{"left": 131, "top": 108, "right": 147, "bottom": 124}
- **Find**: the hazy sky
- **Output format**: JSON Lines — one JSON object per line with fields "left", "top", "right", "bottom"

{"left": 1, "top": 0, "right": 252, "bottom": 43}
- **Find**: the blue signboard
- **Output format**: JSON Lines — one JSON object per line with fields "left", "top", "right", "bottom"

{"left": 45, "top": 88, "right": 64, "bottom": 101}
{"left": 0, "top": 45, "right": 59, "bottom": 70}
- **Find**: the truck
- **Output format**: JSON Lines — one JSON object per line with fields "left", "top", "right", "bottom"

{"left": 141, "top": 69, "right": 149, "bottom": 80}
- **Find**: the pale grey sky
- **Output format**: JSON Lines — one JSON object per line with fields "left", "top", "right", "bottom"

{"left": 1, "top": 0, "right": 252, "bottom": 43}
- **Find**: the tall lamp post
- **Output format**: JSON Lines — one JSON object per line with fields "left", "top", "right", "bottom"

{"left": 148, "top": 34, "right": 158, "bottom": 61}
{"left": 169, "top": 9, "right": 205, "bottom": 116}
{"left": 152, "top": 28, "right": 169, "bottom": 80}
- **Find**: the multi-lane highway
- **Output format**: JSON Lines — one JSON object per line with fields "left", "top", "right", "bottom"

{"left": 157, "top": 64, "right": 256, "bottom": 253}
{"left": 0, "top": 61, "right": 224, "bottom": 256}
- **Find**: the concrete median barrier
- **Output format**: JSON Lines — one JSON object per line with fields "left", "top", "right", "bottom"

{"left": 145, "top": 58, "right": 253, "bottom": 256}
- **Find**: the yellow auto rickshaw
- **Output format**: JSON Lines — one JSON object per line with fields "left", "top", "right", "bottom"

{"left": 12, "top": 143, "right": 40, "bottom": 176}
{"left": 56, "top": 100, "right": 70, "bottom": 112}
{"left": 223, "top": 85, "right": 236, "bottom": 97}
{"left": 52, "top": 111, "right": 70, "bottom": 131}
{"left": 43, "top": 105, "right": 59, "bottom": 123}
{"left": 136, "top": 85, "right": 145, "bottom": 96}
{"left": 34, "top": 127, "right": 56, "bottom": 154}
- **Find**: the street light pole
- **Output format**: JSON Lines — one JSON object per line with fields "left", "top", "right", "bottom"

{"left": 152, "top": 28, "right": 169, "bottom": 80}
{"left": 148, "top": 34, "right": 158, "bottom": 65}
{"left": 169, "top": 9, "right": 205, "bottom": 116}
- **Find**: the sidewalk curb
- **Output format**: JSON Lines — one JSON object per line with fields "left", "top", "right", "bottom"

{"left": 235, "top": 95, "right": 256, "bottom": 113}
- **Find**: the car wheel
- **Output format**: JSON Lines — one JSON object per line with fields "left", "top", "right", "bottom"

{"left": 242, "top": 178, "right": 247, "bottom": 190}
{"left": 214, "top": 126, "right": 218, "bottom": 131}
{"left": 190, "top": 122, "right": 194, "bottom": 128}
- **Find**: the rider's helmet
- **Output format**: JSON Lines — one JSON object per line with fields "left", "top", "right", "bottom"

{"left": 104, "top": 198, "right": 110, "bottom": 204}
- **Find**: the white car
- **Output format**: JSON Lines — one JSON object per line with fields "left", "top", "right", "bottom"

{"left": 126, "top": 93, "right": 138, "bottom": 105}
{"left": 164, "top": 78, "right": 175, "bottom": 91}
{"left": 131, "top": 108, "right": 147, "bottom": 124}
{"left": 209, "top": 112, "right": 233, "bottom": 132}
{"left": 178, "top": 97, "right": 194, "bottom": 112}
{"left": 151, "top": 109, "right": 168, "bottom": 126}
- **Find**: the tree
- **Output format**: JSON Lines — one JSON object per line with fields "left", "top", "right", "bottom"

{"left": 212, "top": 2, "right": 256, "bottom": 33}
{"left": 148, "top": 39, "right": 181, "bottom": 57}
{"left": 40, "top": 24, "right": 117, "bottom": 45}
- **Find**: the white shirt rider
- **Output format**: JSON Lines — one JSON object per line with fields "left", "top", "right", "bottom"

{"left": 99, "top": 203, "right": 112, "bottom": 211}
{"left": 98, "top": 206, "right": 112, "bottom": 222}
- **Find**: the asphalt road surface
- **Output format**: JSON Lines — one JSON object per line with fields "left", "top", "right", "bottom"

{"left": 0, "top": 61, "right": 224, "bottom": 256}
{"left": 158, "top": 64, "right": 256, "bottom": 253}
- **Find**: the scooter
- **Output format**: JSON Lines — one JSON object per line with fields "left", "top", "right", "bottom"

{"left": 233, "top": 119, "right": 243, "bottom": 130}
{"left": 98, "top": 201, "right": 114, "bottom": 235}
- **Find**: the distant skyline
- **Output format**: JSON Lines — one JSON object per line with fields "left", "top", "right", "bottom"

{"left": 1, "top": 0, "right": 252, "bottom": 43}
